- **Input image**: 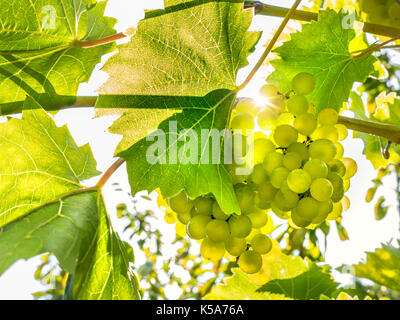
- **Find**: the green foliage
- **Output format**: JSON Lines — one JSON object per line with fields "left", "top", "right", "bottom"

{"left": 0, "top": 99, "right": 99, "bottom": 227}
{"left": 204, "top": 268, "right": 289, "bottom": 300}
{"left": 268, "top": 10, "right": 375, "bottom": 113}
{"left": 349, "top": 92, "right": 400, "bottom": 169}
{"left": 340, "top": 243, "right": 400, "bottom": 292}
{"left": 0, "top": 1, "right": 116, "bottom": 114}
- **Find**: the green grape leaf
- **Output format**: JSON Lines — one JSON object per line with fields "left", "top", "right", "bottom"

{"left": 204, "top": 268, "right": 289, "bottom": 300}
{"left": 0, "top": 98, "right": 100, "bottom": 227}
{"left": 0, "top": 0, "right": 116, "bottom": 114}
{"left": 349, "top": 92, "right": 400, "bottom": 169}
{"left": 97, "top": 0, "right": 261, "bottom": 214}
{"left": 257, "top": 257, "right": 339, "bottom": 300}
{"left": 267, "top": 10, "right": 375, "bottom": 113}
{"left": 0, "top": 102, "right": 140, "bottom": 300}
{"left": 374, "top": 196, "right": 388, "bottom": 220}
{"left": 339, "top": 243, "right": 400, "bottom": 292}
{"left": 72, "top": 194, "right": 140, "bottom": 300}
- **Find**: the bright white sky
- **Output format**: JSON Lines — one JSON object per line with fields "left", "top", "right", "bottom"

{"left": 0, "top": 0, "right": 399, "bottom": 299}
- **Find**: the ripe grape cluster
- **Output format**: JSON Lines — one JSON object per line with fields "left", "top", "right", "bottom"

{"left": 158, "top": 72, "right": 357, "bottom": 275}
{"left": 359, "top": 0, "right": 400, "bottom": 26}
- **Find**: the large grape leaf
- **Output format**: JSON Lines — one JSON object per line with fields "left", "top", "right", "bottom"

{"left": 0, "top": 99, "right": 99, "bottom": 226}
{"left": 349, "top": 92, "right": 400, "bottom": 169}
{"left": 257, "top": 263, "right": 339, "bottom": 300}
{"left": 204, "top": 268, "right": 289, "bottom": 300}
{"left": 267, "top": 10, "right": 375, "bottom": 113}
{"left": 0, "top": 102, "right": 140, "bottom": 299}
{"left": 97, "top": 0, "right": 261, "bottom": 214}
{"left": 0, "top": 0, "right": 116, "bottom": 114}
{"left": 339, "top": 243, "right": 400, "bottom": 292}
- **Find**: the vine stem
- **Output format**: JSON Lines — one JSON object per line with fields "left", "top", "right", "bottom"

{"left": 96, "top": 158, "right": 126, "bottom": 188}
{"left": 338, "top": 116, "right": 400, "bottom": 144}
{"left": 75, "top": 32, "right": 127, "bottom": 48}
{"left": 238, "top": 0, "right": 302, "bottom": 90}
{"left": 353, "top": 36, "right": 400, "bottom": 59}
{"left": 245, "top": 1, "right": 400, "bottom": 38}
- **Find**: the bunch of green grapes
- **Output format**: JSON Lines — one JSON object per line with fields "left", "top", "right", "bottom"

{"left": 159, "top": 190, "right": 274, "bottom": 275}
{"left": 228, "top": 72, "right": 357, "bottom": 230}
{"left": 359, "top": 0, "right": 400, "bottom": 26}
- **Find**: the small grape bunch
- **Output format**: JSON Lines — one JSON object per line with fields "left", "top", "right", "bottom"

{"left": 159, "top": 189, "right": 274, "bottom": 275}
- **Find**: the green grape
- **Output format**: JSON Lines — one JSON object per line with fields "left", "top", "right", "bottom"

{"left": 177, "top": 211, "right": 192, "bottom": 224}
{"left": 303, "top": 159, "right": 329, "bottom": 179}
{"left": 286, "top": 95, "right": 309, "bottom": 116}
{"left": 317, "top": 108, "right": 338, "bottom": 125}
{"left": 334, "top": 142, "right": 344, "bottom": 159}
{"left": 268, "top": 97, "right": 285, "bottom": 111}
{"left": 277, "top": 112, "right": 295, "bottom": 126}
{"left": 257, "top": 108, "right": 279, "bottom": 130}
{"left": 292, "top": 72, "right": 316, "bottom": 95}
{"left": 328, "top": 159, "right": 346, "bottom": 177}
{"left": 235, "top": 183, "right": 256, "bottom": 213}
{"left": 327, "top": 201, "right": 343, "bottom": 220}
{"left": 287, "top": 142, "right": 309, "bottom": 162}
{"left": 230, "top": 112, "right": 255, "bottom": 130}
{"left": 238, "top": 250, "right": 263, "bottom": 274}
{"left": 367, "top": 3, "right": 387, "bottom": 23}
{"left": 291, "top": 207, "right": 311, "bottom": 228}
{"left": 342, "top": 195, "right": 351, "bottom": 211}
{"left": 312, "top": 125, "right": 339, "bottom": 142}
{"left": 309, "top": 139, "right": 337, "bottom": 162}
{"left": 294, "top": 113, "right": 317, "bottom": 136}
{"left": 164, "top": 210, "right": 177, "bottom": 224}
{"left": 186, "top": 215, "right": 212, "bottom": 239}
{"left": 206, "top": 219, "right": 231, "bottom": 242}
{"left": 343, "top": 157, "right": 357, "bottom": 178}
{"left": 252, "top": 138, "right": 275, "bottom": 165}
{"left": 225, "top": 236, "right": 247, "bottom": 256}
{"left": 273, "top": 125, "right": 298, "bottom": 148}
{"left": 250, "top": 164, "right": 268, "bottom": 185}
{"left": 236, "top": 98, "right": 259, "bottom": 117}
{"left": 270, "top": 167, "right": 290, "bottom": 189}
{"left": 296, "top": 197, "right": 319, "bottom": 221}
{"left": 310, "top": 178, "right": 334, "bottom": 202}
{"left": 287, "top": 169, "right": 312, "bottom": 193}
{"left": 327, "top": 172, "right": 345, "bottom": 202}
{"left": 343, "top": 178, "right": 350, "bottom": 192}
{"left": 260, "top": 84, "right": 279, "bottom": 97}
{"left": 271, "top": 202, "right": 290, "bottom": 219}
{"left": 335, "top": 124, "right": 348, "bottom": 141}
{"left": 263, "top": 151, "right": 284, "bottom": 175}
{"left": 200, "top": 238, "right": 225, "bottom": 261}
{"left": 250, "top": 234, "right": 272, "bottom": 254}
{"left": 169, "top": 191, "right": 193, "bottom": 214}
{"left": 273, "top": 189, "right": 299, "bottom": 211}
{"left": 283, "top": 151, "right": 302, "bottom": 170}
{"left": 312, "top": 200, "right": 333, "bottom": 224}
{"left": 194, "top": 197, "right": 213, "bottom": 215}
{"left": 212, "top": 201, "right": 230, "bottom": 220}
{"left": 246, "top": 210, "right": 269, "bottom": 228}
{"left": 229, "top": 214, "right": 252, "bottom": 238}
{"left": 258, "top": 180, "right": 278, "bottom": 202}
